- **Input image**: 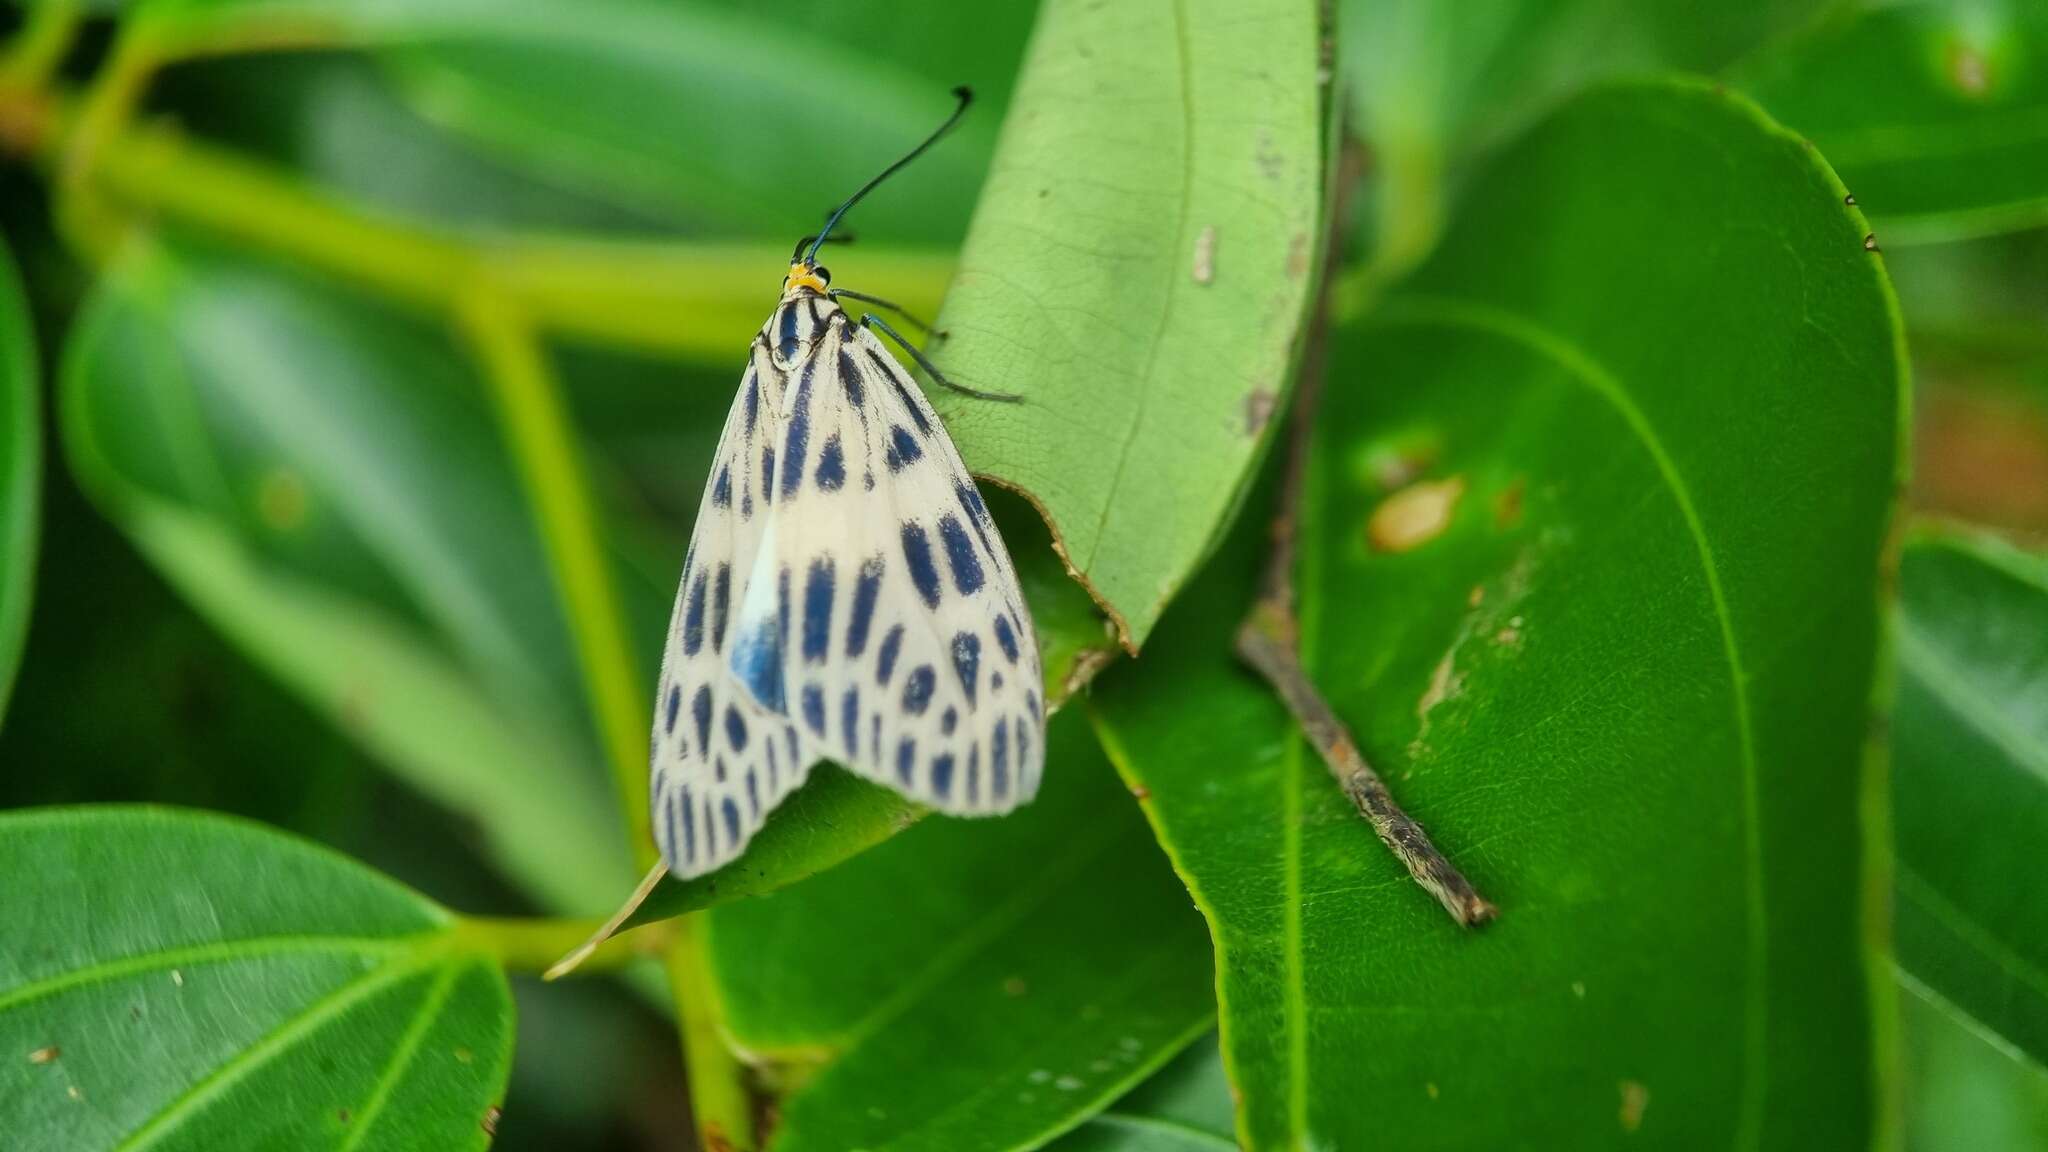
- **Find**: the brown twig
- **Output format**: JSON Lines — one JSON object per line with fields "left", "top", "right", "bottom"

{"left": 1234, "top": 136, "right": 1496, "bottom": 930}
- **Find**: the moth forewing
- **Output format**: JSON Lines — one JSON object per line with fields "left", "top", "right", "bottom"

{"left": 648, "top": 290, "right": 1044, "bottom": 882}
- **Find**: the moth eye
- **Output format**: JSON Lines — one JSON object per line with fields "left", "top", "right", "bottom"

{"left": 812, "top": 265, "right": 831, "bottom": 284}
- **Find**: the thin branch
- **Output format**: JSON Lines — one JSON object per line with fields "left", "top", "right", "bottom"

{"left": 1234, "top": 142, "right": 1496, "bottom": 931}
{"left": 0, "top": 83, "right": 953, "bottom": 361}
{"left": 666, "top": 916, "right": 758, "bottom": 1152}
{"left": 454, "top": 912, "right": 672, "bottom": 976}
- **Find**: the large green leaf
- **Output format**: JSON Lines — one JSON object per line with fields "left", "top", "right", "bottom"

{"left": 126, "top": 0, "right": 1034, "bottom": 245}
{"left": 1894, "top": 527, "right": 2048, "bottom": 1064}
{"left": 1043, "top": 1038, "right": 1235, "bottom": 1152}
{"left": 707, "top": 715, "right": 1215, "bottom": 1152}
{"left": 0, "top": 235, "right": 36, "bottom": 723}
{"left": 1740, "top": 1, "right": 2048, "bottom": 245}
{"left": 1338, "top": 0, "right": 1819, "bottom": 282}
{"left": 1901, "top": 969, "right": 2048, "bottom": 1150}
{"left": 1093, "top": 79, "right": 1903, "bottom": 1149}
{"left": 930, "top": 0, "right": 1323, "bottom": 649}
{"left": 385, "top": 0, "right": 1036, "bottom": 244}
{"left": 0, "top": 806, "right": 512, "bottom": 1151}
{"left": 61, "top": 235, "right": 631, "bottom": 913}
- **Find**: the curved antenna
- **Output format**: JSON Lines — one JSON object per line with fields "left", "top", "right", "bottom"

{"left": 804, "top": 86, "right": 973, "bottom": 264}
{"left": 791, "top": 232, "right": 857, "bottom": 261}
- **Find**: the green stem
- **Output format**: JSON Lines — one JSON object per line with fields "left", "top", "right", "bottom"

{"left": 454, "top": 915, "right": 669, "bottom": 976}
{"left": 458, "top": 292, "right": 760, "bottom": 1147}
{"left": 0, "top": 85, "right": 953, "bottom": 360}
{"left": 456, "top": 292, "right": 651, "bottom": 859}
{"left": 0, "top": 0, "right": 81, "bottom": 89}
{"left": 666, "top": 916, "right": 757, "bottom": 1152}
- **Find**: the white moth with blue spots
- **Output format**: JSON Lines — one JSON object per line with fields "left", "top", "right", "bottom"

{"left": 649, "top": 88, "right": 1045, "bottom": 879}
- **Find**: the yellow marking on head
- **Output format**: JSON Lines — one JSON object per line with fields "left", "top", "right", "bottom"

{"left": 784, "top": 261, "right": 828, "bottom": 295}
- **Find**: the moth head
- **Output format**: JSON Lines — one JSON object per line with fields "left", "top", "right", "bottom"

{"left": 783, "top": 259, "right": 830, "bottom": 297}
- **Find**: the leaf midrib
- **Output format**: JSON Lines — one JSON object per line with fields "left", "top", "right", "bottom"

{"left": 0, "top": 932, "right": 429, "bottom": 1014}
{"left": 1078, "top": 0, "right": 1197, "bottom": 589}
{"left": 1346, "top": 296, "right": 1770, "bottom": 1151}
{"left": 112, "top": 951, "right": 446, "bottom": 1152}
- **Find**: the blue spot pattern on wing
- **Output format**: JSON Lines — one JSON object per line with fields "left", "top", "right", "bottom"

{"left": 801, "top": 683, "right": 826, "bottom": 735}
{"left": 886, "top": 426, "right": 923, "bottom": 471}
{"left": 846, "top": 557, "right": 883, "bottom": 657}
{"left": 802, "top": 558, "right": 835, "bottom": 663}
{"left": 902, "top": 665, "right": 936, "bottom": 716}
{"left": 900, "top": 522, "right": 942, "bottom": 608}
{"left": 938, "top": 514, "right": 984, "bottom": 595}
{"left": 816, "top": 434, "right": 846, "bottom": 491}
{"left": 876, "top": 625, "right": 905, "bottom": 686}
{"left": 951, "top": 632, "right": 981, "bottom": 708}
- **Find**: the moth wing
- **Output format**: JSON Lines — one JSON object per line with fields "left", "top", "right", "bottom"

{"left": 650, "top": 348, "right": 814, "bottom": 878}
{"left": 757, "top": 315, "right": 1046, "bottom": 814}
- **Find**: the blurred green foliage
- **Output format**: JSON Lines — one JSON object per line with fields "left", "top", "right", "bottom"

{"left": 0, "top": 1, "right": 2044, "bottom": 1150}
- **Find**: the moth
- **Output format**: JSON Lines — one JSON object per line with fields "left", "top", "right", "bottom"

{"left": 649, "top": 87, "right": 1045, "bottom": 880}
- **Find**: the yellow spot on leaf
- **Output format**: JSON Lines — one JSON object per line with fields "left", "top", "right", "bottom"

{"left": 1370, "top": 476, "right": 1465, "bottom": 553}
{"left": 1619, "top": 1080, "right": 1649, "bottom": 1132}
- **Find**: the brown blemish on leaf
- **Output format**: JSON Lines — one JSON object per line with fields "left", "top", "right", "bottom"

{"left": 1914, "top": 381, "right": 2048, "bottom": 533}
{"left": 1192, "top": 225, "right": 1217, "bottom": 284}
{"left": 1408, "top": 647, "right": 1463, "bottom": 762}
{"left": 1244, "top": 389, "right": 1278, "bottom": 437}
{"left": 1863, "top": 232, "right": 1880, "bottom": 252}
{"left": 1619, "top": 1081, "right": 1649, "bottom": 1132}
{"left": 257, "top": 468, "right": 309, "bottom": 532}
{"left": 338, "top": 1108, "right": 351, "bottom": 1124}
{"left": 1948, "top": 41, "right": 1990, "bottom": 96}
{"left": 1286, "top": 231, "right": 1310, "bottom": 280}
{"left": 482, "top": 1105, "right": 502, "bottom": 1138}
{"left": 1369, "top": 476, "right": 1465, "bottom": 553}
{"left": 1129, "top": 783, "right": 1151, "bottom": 801}
{"left": 28, "top": 1045, "right": 58, "bottom": 1064}
{"left": 1467, "top": 585, "right": 1484, "bottom": 608}
{"left": 1003, "top": 976, "right": 1029, "bottom": 997}
{"left": 1493, "top": 477, "right": 1524, "bottom": 530}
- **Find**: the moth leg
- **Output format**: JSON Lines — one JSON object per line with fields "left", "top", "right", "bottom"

{"left": 830, "top": 288, "right": 937, "bottom": 336}
{"left": 859, "top": 311, "right": 1023, "bottom": 404}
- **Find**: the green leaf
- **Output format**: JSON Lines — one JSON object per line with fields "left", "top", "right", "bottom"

{"left": 1338, "top": 0, "right": 1817, "bottom": 283}
{"left": 0, "top": 235, "right": 37, "bottom": 723}
{"left": 60, "top": 235, "right": 633, "bottom": 913}
{"left": 1900, "top": 968, "right": 2048, "bottom": 1150}
{"left": 384, "top": 0, "right": 1036, "bottom": 244}
{"left": 1895, "top": 526, "right": 2048, "bottom": 1064}
{"left": 1740, "top": 1, "right": 2048, "bottom": 245}
{"left": 707, "top": 715, "right": 1215, "bottom": 1152}
{"left": 128, "top": 0, "right": 1034, "bottom": 244}
{"left": 0, "top": 806, "right": 512, "bottom": 1151}
{"left": 931, "top": 0, "right": 1324, "bottom": 649}
{"left": 1043, "top": 1037, "right": 1235, "bottom": 1151}
{"left": 1093, "top": 78, "right": 1903, "bottom": 1149}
